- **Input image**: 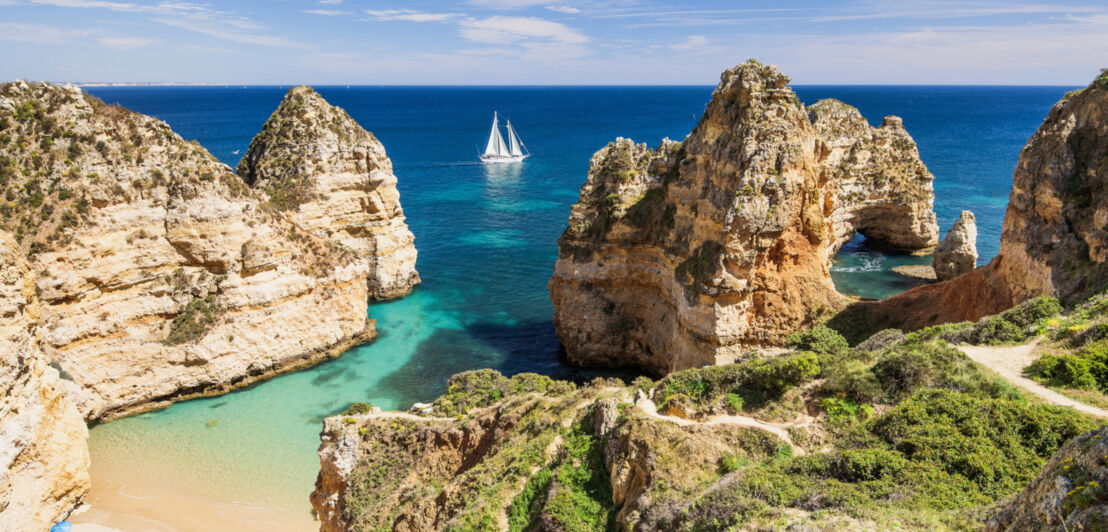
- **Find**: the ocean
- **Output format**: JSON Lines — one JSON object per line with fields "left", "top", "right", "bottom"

{"left": 80, "top": 85, "right": 1073, "bottom": 526}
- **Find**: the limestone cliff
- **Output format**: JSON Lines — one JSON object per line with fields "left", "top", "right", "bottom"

{"left": 549, "top": 60, "right": 938, "bottom": 374}
{"left": 987, "top": 425, "right": 1108, "bottom": 531}
{"left": 933, "top": 210, "right": 978, "bottom": 281}
{"left": 0, "top": 232, "right": 89, "bottom": 530}
{"left": 0, "top": 81, "right": 373, "bottom": 420}
{"left": 238, "top": 86, "right": 419, "bottom": 299}
{"left": 832, "top": 72, "right": 1108, "bottom": 334}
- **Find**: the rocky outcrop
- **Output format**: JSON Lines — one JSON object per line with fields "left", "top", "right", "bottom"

{"left": 549, "top": 60, "right": 938, "bottom": 374}
{"left": 987, "top": 425, "right": 1108, "bottom": 531}
{"left": 933, "top": 210, "right": 978, "bottom": 281}
{"left": 0, "top": 232, "right": 89, "bottom": 530}
{"left": 832, "top": 73, "right": 1108, "bottom": 334}
{"left": 238, "top": 86, "right": 419, "bottom": 299}
{"left": 0, "top": 81, "right": 374, "bottom": 420}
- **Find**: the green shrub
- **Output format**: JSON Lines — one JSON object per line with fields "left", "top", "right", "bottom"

{"left": 1028, "top": 339, "right": 1108, "bottom": 392}
{"left": 720, "top": 451, "right": 749, "bottom": 473}
{"left": 820, "top": 358, "right": 883, "bottom": 403}
{"left": 345, "top": 402, "right": 374, "bottom": 415}
{"left": 164, "top": 295, "right": 220, "bottom": 345}
{"left": 432, "top": 370, "right": 576, "bottom": 417}
{"left": 871, "top": 340, "right": 1020, "bottom": 402}
{"left": 821, "top": 397, "right": 873, "bottom": 424}
{"left": 725, "top": 393, "right": 744, "bottom": 413}
{"left": 786, "top": 325, "right": 849, "bottom": 358}
{"left": 655, "top": 351, "right": 820, "bottom": 413}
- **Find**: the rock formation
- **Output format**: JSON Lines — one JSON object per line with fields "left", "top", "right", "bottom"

{"left": 549, "top": 60, "right": 939, "bottom": 374}
{"left": 0, "top": 231, "right": 89, "bottom": 530}
{"left": 238, "top": 86, "right": 419, "bottom": 299}
{"left": 932, "top": 210, "right": 978, "bottom": 281}
{"left": 987, "top": 425, "right": 1108, "bottom": 531}
{"left": 0, "top": 81, "right": 374, "bottom": 420}
{"left": 832, "top": 72, "right": 1108, "bottom": 334}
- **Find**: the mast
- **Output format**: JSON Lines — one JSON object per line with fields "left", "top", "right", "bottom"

{"left": 506, "top": 120, "right": 523, "bottom": 157}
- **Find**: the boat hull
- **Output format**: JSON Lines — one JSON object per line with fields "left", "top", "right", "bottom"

{"left": 480, "top": 154, "right": 529, "bottom": 163}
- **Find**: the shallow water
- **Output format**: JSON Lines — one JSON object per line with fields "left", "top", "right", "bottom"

{"left": 82, "top": 84, "right": 1073, "bottom": 520}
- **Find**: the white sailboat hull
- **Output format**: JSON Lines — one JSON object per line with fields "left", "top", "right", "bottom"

{"left": 480, "top": 154, "right": 530, "bottom": 163}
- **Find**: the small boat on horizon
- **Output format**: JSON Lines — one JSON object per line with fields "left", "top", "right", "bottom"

{"left": 480, "top": 111, "right": 529, "bottom": 163}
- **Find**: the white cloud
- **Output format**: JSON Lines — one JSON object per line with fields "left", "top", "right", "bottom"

{"left": 467, "top": 0, "right": 553, "bottom": 8}
{"left": 98, "top": 35, "right": 154, "bottom": 48}
{"left": 152, "top": 17, "right": 307, "bottom": 48}
{"left": 459, "top": 16, "right": 587, "bottom": 44}
{"left": 0, "top": 22, "right": 80, "bottom": 43}
{"left": 364, "top": 9, "right": 461, "bottom": 22}
{"left": 318, "top": 0, "right": 342, "bottom": 3}
{"left": 304, "top": 9, "right": 351, "bottom": 16}
{"left": 671, "top": 35, "right": 709, "bottom": 51}
{"left": 546, "top": 6, "right": 580, "bottom": 14}
{"left": 29, "top": 0, "right": 305, "bottom": 48}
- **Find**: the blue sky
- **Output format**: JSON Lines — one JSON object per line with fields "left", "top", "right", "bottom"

{"left": 1, "top": 0, "right": 1105, "bottom": 84}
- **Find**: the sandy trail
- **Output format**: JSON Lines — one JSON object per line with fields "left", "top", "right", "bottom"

{"left": 634, "top": 396, "right": 811, "bottom": 455}
{"left": 957, "top": 343, "right": 1108, "bottom": 418}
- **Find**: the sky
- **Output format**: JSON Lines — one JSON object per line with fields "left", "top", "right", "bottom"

{"left": 0, "top": 0, "right": 1105, "bottom": 85}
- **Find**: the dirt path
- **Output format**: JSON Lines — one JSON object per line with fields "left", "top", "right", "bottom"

{"left": 634, "top": 396, "right": 811, "bottom": 455}
{"left": 957, "top": 343, "right": 1108, "bottom": 418}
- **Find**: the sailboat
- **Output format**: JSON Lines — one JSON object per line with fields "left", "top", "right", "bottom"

{"left": 480, "top": 111, "right": 529, "bottom": 163}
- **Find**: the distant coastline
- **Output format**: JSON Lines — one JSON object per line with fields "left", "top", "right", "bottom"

{"left": 74, "top": 82, "right": 230, "bottom": 87}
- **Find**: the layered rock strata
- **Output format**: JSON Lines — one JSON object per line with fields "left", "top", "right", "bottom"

{"left": 834, "top": 73, "right": 1108, "bottom": 333}
{"left": 0, "top": 82, "right": 375, "bottom": 420}
{"left": 549, "top": 60, "right": 939, "bottom": 374}
{"left": 933, "top": 210, "right": 978, "bottom": 281}
{"left": 0, "top": 232, "right": 89, "bottom": 530}
{"left": 238, "top": 86, "right": 419, "bottom": 299}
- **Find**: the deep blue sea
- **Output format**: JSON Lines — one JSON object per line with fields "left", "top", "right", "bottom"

{"left": 80, "top": 85, "right": 1074, "bottom": 523}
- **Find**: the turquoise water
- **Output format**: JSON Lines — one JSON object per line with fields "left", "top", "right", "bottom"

{"left": 83, "top": 85, "right": 1074, "bottom": 515}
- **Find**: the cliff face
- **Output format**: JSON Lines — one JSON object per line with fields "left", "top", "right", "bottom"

{"left": 0, "top": 81, "right": 374, "bottom": 421}
{"left": 550, "top": 61, "right": 938, "bottom": 374}
{"left": 0, "top": 232, "right": 89, "bottom": 530}
{"left": 834, "top": 74, "right": 1108, "bottom": 334}
{"left": 238, "top": 86, "right": 419, "bottom": 299}
{"left": 987, "top": 425, "right": 1108, "bottom": 531}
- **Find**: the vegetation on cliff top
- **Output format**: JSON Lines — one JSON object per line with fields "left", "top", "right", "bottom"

{"left": 325, "top": 291, "right": 1104, "bottom": 530}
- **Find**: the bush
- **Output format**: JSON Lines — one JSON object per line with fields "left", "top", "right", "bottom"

{"left": 432, "top": 370, "right": 576, "bottom": 417}
{"left": 345, "top": 402, "right": 373, "bottom": 415}
{"left": 871, "top": 340, "right": 1020, "bottom": 402}
{"left": 720, "top": 451, "right": 748, "bottom": 473}
{"left": 654, "top": 351, "right": 820, "bottom": 413}
{"left": 725, "top": 393, "right": 744, "bottom": 413}
{"left": 1028, "top": 339, "right": 1108, "bottom": 392}
{"left": 821, "top": 397, "right": 873, "bottom": 424}
{"left": 786, "top": 325, "right": 849, "bottom": 358}
{"left": 820, "top": 358, "right": 883, "bottom": 403}
{"left": 855, "top": 328, "right": 906, "bottom": 352}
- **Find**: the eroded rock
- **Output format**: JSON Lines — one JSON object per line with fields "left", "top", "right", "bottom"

{"left": 238, "top": 86, "right": 420, "bottom": 299}
{"left": 933, "top": 210, "right": 978, "bottom": 281}
{"left": 549, "top": 60, "right": 939, "bottom": 374}
{"left": 0, "top": 232, "right": 89, "bottom": 529}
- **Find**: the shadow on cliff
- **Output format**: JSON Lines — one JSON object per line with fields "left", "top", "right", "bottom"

{"left": 372, "top": 321, "right": 638, "bottom": 406}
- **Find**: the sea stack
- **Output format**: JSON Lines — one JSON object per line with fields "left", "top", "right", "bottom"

{"left": 841, "top": 72, "right": 1108, "bottom": 332}
{"left": 0, "top": 81, "right": 373, "bottom": 420}
{"left": 549, "top": 60, "right": 939, "bottom": 374}
{"left": 0, "top": 231, "right": 89, "bottom": 530}
{"left": 238, "top": 86, "right": 420, "bottom": 299}
{"left": 933, "top": 210, "right": 978, "bottom": 281}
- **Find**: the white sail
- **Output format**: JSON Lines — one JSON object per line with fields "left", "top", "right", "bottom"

{"left": 484, "top": 112, "right": 509, "bottom": 157}
{"left": 506, "top": 120, "right": 523, "bottom": 157}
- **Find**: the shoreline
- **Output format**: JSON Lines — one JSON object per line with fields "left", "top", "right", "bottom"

{"left": 70, "top": 452, "right": 317, "bottom": 532}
